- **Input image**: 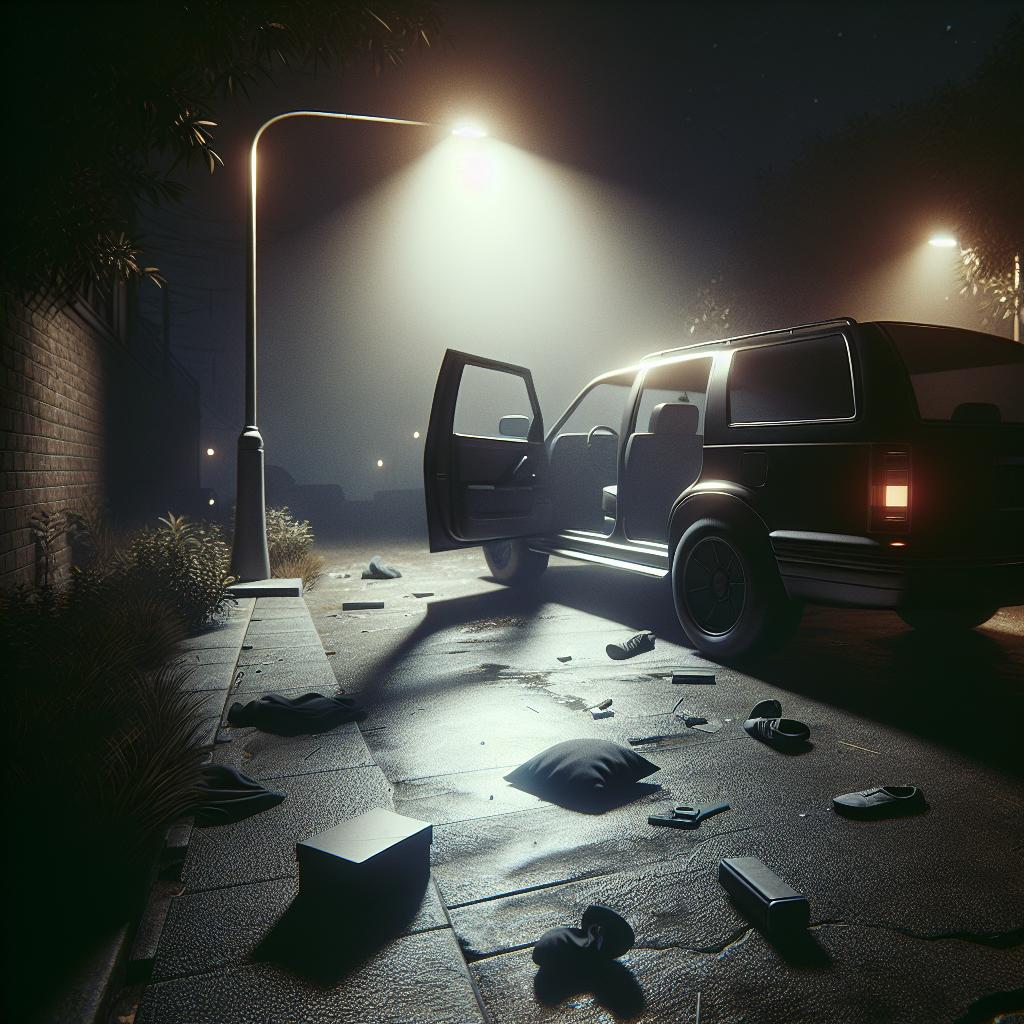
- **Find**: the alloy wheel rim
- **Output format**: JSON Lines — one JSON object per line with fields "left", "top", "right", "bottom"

{"left": 682, "top": 536, "right": 746, "bottom": 636}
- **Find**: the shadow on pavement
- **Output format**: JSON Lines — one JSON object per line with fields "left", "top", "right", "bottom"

{"left": 534, "top": 958, "right": 646, "bottom": 1019}
{"left": 254, "top": 866, "right": 430, "bottom": 986}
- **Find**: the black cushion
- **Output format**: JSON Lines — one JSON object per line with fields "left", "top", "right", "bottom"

{"left": 505, "top": 740, "right": 660, "bottom": 808}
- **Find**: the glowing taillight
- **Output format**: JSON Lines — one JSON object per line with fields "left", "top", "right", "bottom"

{"left": 871, "top": 447, "right": 911, "bottom": 532}
{"left": 884, "top": 484, "right": 908, "bottom": 508}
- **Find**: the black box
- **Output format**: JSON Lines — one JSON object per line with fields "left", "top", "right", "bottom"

{"left": 297, "top": 808, "right": 432, "bottom": 898}
{"left": 718, "top": 857, "right": 809, "bottom": 934}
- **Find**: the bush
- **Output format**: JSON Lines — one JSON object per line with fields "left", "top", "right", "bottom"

{"left": 2, "top": 510, "right": 231, "bottom": 1016}
{"left": 266, "top": 506, "right": 323, "bottom": 590}
{"left": 73, "top": 511, "right": 236, "bottom": 632}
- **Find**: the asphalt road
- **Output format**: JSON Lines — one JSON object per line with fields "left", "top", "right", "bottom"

{"left": 307, "top": 536, "right": 1024, "bottom": 1024}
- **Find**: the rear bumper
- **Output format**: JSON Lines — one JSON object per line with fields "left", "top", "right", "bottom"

{"left": 770, "top": 531, "right": 1024, "bottom": 609}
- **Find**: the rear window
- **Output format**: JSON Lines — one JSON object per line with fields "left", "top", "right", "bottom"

{"left": 728, "top": 335, "right": 855, "bottom": 425}
{"left": 884, "top": 324, "right": 1024, "bottom": 424}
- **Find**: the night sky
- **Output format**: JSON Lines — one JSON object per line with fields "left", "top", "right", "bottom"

{"left": 146, "top": 1, "right": 1023, "bottom": 501}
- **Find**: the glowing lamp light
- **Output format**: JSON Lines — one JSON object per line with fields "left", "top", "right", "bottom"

{"left": 206, "top": 447, "right": 216, "bottom": 456}
{"left": 884, "top": 484, "right": 909, "bottom": 508}
{"left": 928, "top": 234, "right": 958, "bottom": 248}
{"left": 451, "top": 122, "right": 488, "bottom": 139}
{"left": 208, "top": 497, "right": 216, "bottom": 506}
{"left": 376, "top": 458, "right": 384, "bottom": 468}
{"left": 413, "top": 431, "right": 421, "bottom": 439}
{"left": 889, "top": 540, "right": 907, "bottom": 548}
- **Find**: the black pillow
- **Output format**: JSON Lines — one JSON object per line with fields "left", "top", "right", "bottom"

{"left": 505, "top": 739, "right": 660, "bottom": 808}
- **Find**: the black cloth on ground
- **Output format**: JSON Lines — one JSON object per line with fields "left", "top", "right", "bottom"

{"left": 196, "top": 764, "right": 286, "bottom": 825}
{"left": 227, "top": 692, "right": 365, "bottom": 735}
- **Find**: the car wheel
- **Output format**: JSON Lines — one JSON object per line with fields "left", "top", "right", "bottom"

{"left": 484, "top": 538, "right": 549, "bottom": 585}
{"left": 671, "top": 517, "right": 801, "bottom": 660}
{"left": 897, "top": 605, "right": 999, "bottom": 632}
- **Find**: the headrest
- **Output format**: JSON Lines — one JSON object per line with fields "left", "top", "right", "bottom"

{"left": 651, "top": 402, "right": 699, "bottom": 435}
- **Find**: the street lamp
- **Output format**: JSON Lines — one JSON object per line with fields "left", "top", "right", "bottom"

{"left": 230, "top": 111, "right": 486, "bottom": 581}
{"left": 926, "top": 233, "right": 1021, "bottom": 344}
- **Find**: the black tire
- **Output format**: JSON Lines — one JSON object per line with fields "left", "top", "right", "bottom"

{"left": 897, "top": 605, "right": 999, "bottom": 632}
{"left": 483, "top": 538, "right": 549, "bottom": 585}
{"left": 671, "top": 517, "right": 801, "bottom": 660}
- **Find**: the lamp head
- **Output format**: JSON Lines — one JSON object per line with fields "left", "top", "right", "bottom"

{"left": 928, "top": 234, "right": 958, "bottom": 248}
{"left": 451, "top": 122, "right": 487, "bottom": 139}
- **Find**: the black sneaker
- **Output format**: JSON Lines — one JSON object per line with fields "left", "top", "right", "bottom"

{"left": 832, "top": 786, "right": 927, "bottom": 820}
{"left": 743, "top": 700, "right": 810, "bottom": 751}
{"left": 605, "top": 631, "right": 655, "bottom": 660}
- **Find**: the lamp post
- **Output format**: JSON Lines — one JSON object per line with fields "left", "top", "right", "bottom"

{"left": 230, "top": 110, "right": 455, "bottom": 581}
{"left": 927, "top": 234, "right": 1022, "bottom": 345}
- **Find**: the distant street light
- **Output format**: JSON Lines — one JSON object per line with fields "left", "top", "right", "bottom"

{"left": 413, "top": 430, "right": 421, "bottom": 439}
{"left": 926, "top": 233, "right": 1021, "bottom": 343}
{"left": 376, "top": 458, "right": 384, "bottom": 468}
{"left": 206, "top": 447, "right": 216, "bottom": 456}
{"left": 230, "top": 111, "right": 486, "bottom": 581}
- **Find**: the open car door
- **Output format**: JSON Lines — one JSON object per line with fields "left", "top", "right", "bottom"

{"left": 424, "top": 349, "right": 551, "bottom": 552}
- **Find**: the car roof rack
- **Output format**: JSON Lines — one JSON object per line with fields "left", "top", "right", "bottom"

{"left": 641, "top": 316, "right": 858, "bottom": 362}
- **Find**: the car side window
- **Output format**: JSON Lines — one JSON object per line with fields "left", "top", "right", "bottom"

{"left": 727, "top": 335, "right": 855, "bottom": 425}
{"left": 553, "top": 379, "right": 633, "bottom": 439}
{"left": 454, "top": 365, "right": 534, "bottom": 439}
{"left": 634, "top": 357, "right": 713, "bottom": 434}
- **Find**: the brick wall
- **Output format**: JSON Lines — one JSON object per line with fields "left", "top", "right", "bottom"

{"left": 1, "top": 291, "right": 201, "bottom": 590}
{"left": 1, "top": 294, "right": 108, "bottom": 586}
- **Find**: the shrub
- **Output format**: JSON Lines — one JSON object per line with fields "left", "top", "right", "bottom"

{"left": 272, "top": 550, "right": 326, "bottom": 591}
{"left": 266, "top": 506, "right": 315, "bottom": 566}
{"left": 265, "top": 507, "right": 323, "bottom": 590}
{"left": 73, "top": 511, "right": 236, "bottom": 632}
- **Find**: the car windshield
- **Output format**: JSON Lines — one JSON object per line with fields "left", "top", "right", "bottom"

{"left": 883, "top": 324, "right": 1024, "bottom": 423}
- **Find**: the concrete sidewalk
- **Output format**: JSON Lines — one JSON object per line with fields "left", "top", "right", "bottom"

{"left": 133, "top": 593, "right": 486, "bottom": 1024}
{"left": 128, "top": 541, "right": 1024, "bottom": 1024}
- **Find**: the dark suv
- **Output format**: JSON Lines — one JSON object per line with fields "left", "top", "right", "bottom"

{"left": 423, "top": 318, "right": 1024, "bottom": 658}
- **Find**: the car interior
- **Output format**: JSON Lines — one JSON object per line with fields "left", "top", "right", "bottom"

{"left": 620, "top": 400, "right": 704, "bottom": 542}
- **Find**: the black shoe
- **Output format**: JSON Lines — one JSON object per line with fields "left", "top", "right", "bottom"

{"left": 743, "top": 703, "right": 810, "bottom": 750}
{"left": 532, "top": 904, "right": 635, "bottom": 969}
{"left": 606, "top": 631, "right": 655, "bottom": 660}
{"left": 832, "top": 786, "right": 927, "bottom": 820}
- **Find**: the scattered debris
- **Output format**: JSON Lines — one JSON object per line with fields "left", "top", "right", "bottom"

{"left": 649, "top": 801, "right": 731, "bottom": 830}
{"left": 837, "top": 740, "right": 882, "bottom": 755}
{"left": 525, "top": 704, "right": 540, "bottom": 713}
{"left": 628, "top": 733, "right": 692, "bottom": 746}
{"left": 362, "top": 555, "right": 402, "bottom": 579}
{"left": 328, "top": 571, "right": 350, "bottom": 578}
{"left": 672, "top": 671, "right": 716, "bottom": 685}
{"left": 343, "top": 601, "right": 385, "bottom": 610}
{"left": 412, "top": 591, "right": 434, "bottom": 598}
{"left": 556, "top": 655, "right": 572, "bottom": 663}
{"left": 588, "top": 697, "right": 614, "bottom": 719}
{"left": 325, "top": 651, "right": 336, "bottom": 656}
{"left": 241, "top": 643, "right": 253, "bottom": 651}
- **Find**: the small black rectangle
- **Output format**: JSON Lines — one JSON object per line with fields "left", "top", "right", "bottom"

{"left": 718, "top": 856, "right": 809, "bottom": 934}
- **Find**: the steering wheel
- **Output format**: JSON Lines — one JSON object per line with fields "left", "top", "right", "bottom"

{"left": 586, "top": 424, "right": 619, "bottom": 448}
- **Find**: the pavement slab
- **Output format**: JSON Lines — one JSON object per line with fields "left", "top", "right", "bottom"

{"left": 469, "top": 926, "right": 1024, "bottom": 1024}
{"left": 211, "top": 721, "right": 375, "bottom": 780}
{"left": 232, "top": 657, "right": 338, "bottom": 696}
{"left": 182, "top": 766, "right": 394, "bottom": 893}
{"left": 138, "top": 928, "right": 486, "bottom": 1024}
{"left": 151, "top": 875, "right": 449, "bottom": 982}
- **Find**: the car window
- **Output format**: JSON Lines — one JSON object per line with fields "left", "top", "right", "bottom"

{"left": 884, "top": 324, "right": 1024, "bottom": 423}
{"left": 554, "top": 379, "right": 633, "bottom": 438}
{"left": 635, "top": 357, "right": 713, "bottom": 434}
{"left": 454, "top": 364, "right": 534, "bottom": 439}
{"left": 728, "top": 335, "right": 855, "bottom": 425}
